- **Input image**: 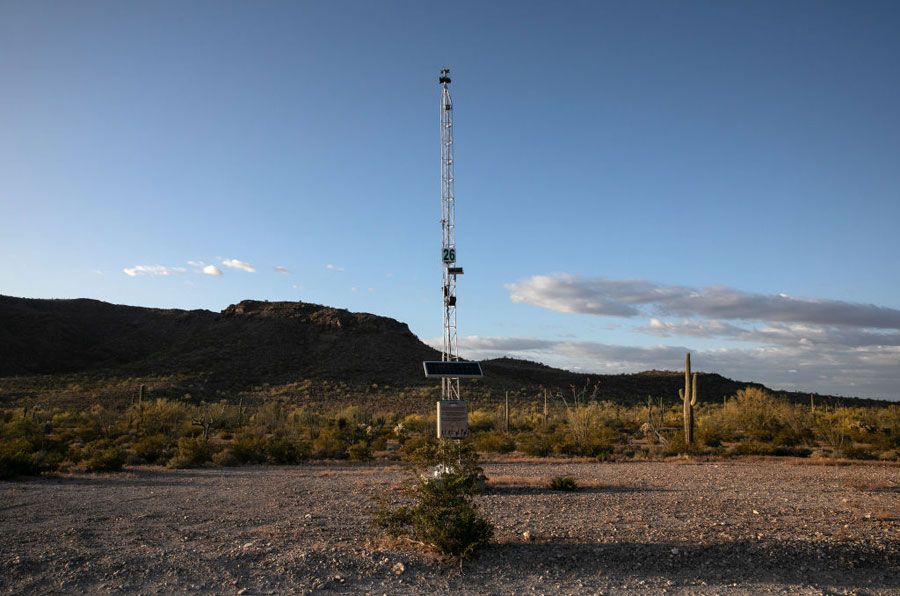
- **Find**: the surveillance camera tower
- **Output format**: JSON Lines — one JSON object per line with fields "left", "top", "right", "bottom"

{"left": 439, "top": 68, "right": 461, "bottom": 400}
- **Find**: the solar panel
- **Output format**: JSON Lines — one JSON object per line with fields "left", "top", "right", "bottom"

{"left": 423, "top": 361, "right": 484, "bottom": 378}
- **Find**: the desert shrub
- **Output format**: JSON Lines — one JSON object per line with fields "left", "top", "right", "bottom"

{"left": 468, "top": 410, "right": 496, "bottom": 432}
{"left": 212, "top": 448, "right": 240, "bottom": 466}
{"left": 397, "top": 433, "right": 432, "bottom": 459}
{"left": 130, "top": 433, "right": 173, "bottom": 465}
{"left": 311, "top": 427, "right": 348, "bottom": 459}
{"left": 395, "top": 414, "right": 431, "bottom": 437}
{"left": 726, "top": 441, "right": 774, "bottom": 457}
{"left": 771, "top": 445, "right": 812, "bottom": 457}
{"left": 557, "top": 424, "right": 618, "bottom": 458}
{"left": 549, "top": 476, "right": 578, "bottom": 491}
{"left": 877, "top": 449, "right": 899, "bottom": 461}
{"left": 167, "top": 436, "right": 213, "bottom": 469}
{"left": 0, "top": 439, "right": 45, "bottom": 479}
{"left": 266, "top": 436, "right": 310, "bottom": 464}
{"left": 840, "top": 445, "right": 877, "bottom": 460}
{"left": 663, "top": 431, "right": 707, "bottom": 456}
{"left": 471, "top": 431, "right": 515, "bottom": 454}
{"left": 815, "top": 411, "right": 851, "bottom": 453}
{"left": 347, "top": 441, "right": 372, "bottom": 461}
{"left": 516, "top": 433, "right": 553, "bottom": 456}
{"left": 375, "top": 441, "right": 493, "bottom": 560}
{"left": 79, "top": 440, "right": 126, "bottom": 472}
{"left": 557, "top": 405, "right": 621, "bottom": 457}
{"left": 250, "top": 401, "right": 289, "bottom": 435}
{"left": 227, "top": 433, "right": 309, "bottom": 464}
{"left": 696, "top": 422, "right": 727, "bottom": 448}
{"left": 230, "top": 434, "right": 269, "bottom": 464}
{"left": 135, "top": 399, "right": 192, "bottom": 437}
{"left": 370, "top": 435, "right": 388, "bottom": 452}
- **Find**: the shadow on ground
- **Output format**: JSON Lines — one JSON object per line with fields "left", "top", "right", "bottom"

{"left": 473, "top": 538, "right": 900, "bottom": 589}
{"left": 485, "top": 484, "right": 669, "bottom": 495}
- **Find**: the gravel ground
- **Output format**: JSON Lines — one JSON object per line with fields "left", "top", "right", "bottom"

{"left": 1, "top": 460, "right": 898, "bottom": 594}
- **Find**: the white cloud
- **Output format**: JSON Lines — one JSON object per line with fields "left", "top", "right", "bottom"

{"left": 187, "top": 260, "right": 205, "bottom": 267}
{"left": 123, "top": 265, "right": 187, "bottom": 277}
{"left": 221, "top": 259, "right": 256, "bottom": 273}
{"left": 325, "top": 263, "right": 345, "bottom": 272}
{"left": 274, "top": 266, "right": 290, "bottom": 274}
{"left": 202, "top": 265, "right": 223, "bottom": 276}
{"left": 507, "top": 274, "right": 900, "bottom": 329}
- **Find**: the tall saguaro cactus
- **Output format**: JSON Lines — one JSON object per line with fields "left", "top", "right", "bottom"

{"left": 678, "top": 353, "right": 698, "bottom": 446}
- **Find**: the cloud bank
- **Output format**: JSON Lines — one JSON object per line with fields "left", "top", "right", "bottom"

{"left": 202, "top": 265, "right": 223, "bottom": 276}
{"left": 497, "top": 274, "right": 900, "bottom": 398}
{"left": 507, "top": 274, "right": 900, "bottom": 329}
{"left": 428, "top": 335, "right": 898, "bottom": 399}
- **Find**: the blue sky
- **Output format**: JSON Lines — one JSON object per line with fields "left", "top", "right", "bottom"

{"left": 2, "top": 1, "right": 899, "bottom": 398}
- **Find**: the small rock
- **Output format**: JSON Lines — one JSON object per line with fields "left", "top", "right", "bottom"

{"left": 392, "top": 562, "right": 405, "bottom": 575}
{"left": 522, "top": 531, "right": 531, "bottom": 542}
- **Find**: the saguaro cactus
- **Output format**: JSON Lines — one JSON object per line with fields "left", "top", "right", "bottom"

{"left": 678, "top": 353, "right": 698, "bottom": 446}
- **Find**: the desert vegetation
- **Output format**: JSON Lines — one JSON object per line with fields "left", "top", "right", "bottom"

{"left": 1, "top": 383, "right": 897, "bottom": 480}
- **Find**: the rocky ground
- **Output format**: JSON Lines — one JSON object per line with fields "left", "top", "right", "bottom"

{"left": 1, "top": 459, "right": 898, "bottom": 594}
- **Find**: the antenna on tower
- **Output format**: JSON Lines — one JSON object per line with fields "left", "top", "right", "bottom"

{"left": 423, "top": 68, "right": 483, "bottom": 439}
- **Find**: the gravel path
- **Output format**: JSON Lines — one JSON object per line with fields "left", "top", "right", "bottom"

{"left": 1, "top": 460, "right": 897, "bottom": 594}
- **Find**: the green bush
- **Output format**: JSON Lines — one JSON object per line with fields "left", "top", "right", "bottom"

{"left": 79, "top": 440, "right": 126, "bottom": 472}
{"left": 771, "top": 445, "right": 812, "bottom": 457}
{"left": 311, "top": 427, "right": 348, "bottom": 459}
{"left": 375, "top": 441, "right": 493, "bottom": 560}
{"left": 0, "top": 439, "right": 44, "bottom": 479}
{"left": 130, "top": 433, "right": 173, "bottom": 465}
{"left": 516, "top": 433, "right": 553, "bottom": 456}
{"left": 347, "top": 441, "right": 372, "bottom": 461}
{"left": 266, "top": 436, "right": 310, "bottom": 464}
{"left": 230, "top": 434, "right": 268, "bottom": 464}
{"left": 212, "top": 448, "right": 240, "bottom": 466}
{"left": 840, "top": 445, "right": 877, "bottom": 460}
{"left": 664, "top": 431, "right": 699, "bottom": 456}
{"left": 549, "top": 476, "right": 578, "bottom": 491}
{"left": 471, "top": 431, "right": 515, "bottom": 454}
{"left": 726, "top": 441, "right": 774, "bottom": 457}
{"left": 167, "top": 436, "right": 213, "bottom": 469}
{"left": 468, "top": 410, "right": 496, "bottom": 432}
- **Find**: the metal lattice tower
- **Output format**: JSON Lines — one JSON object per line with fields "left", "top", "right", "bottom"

{"left": 439, "top": 68, "right": 460, "bottom": 400}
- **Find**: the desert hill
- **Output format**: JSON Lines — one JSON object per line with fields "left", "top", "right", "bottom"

{"left": 0, "top": 295, "right": 889, "bottom": 406}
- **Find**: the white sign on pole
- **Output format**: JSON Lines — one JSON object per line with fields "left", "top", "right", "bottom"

{"left": 437, "top": 400, "right": 468, "bottom": 439}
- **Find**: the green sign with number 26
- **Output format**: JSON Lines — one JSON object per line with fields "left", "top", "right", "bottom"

{"left": 442, "top": 248, "right": 456, "bottom": 263}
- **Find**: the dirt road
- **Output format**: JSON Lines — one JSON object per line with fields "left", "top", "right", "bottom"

{"left": 2, "top": 460, "right": 897, "bottom": 594}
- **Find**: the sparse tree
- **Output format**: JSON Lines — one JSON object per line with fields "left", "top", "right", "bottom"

{"left": 191, "top": 401, "right": 226, "bottom": 442}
